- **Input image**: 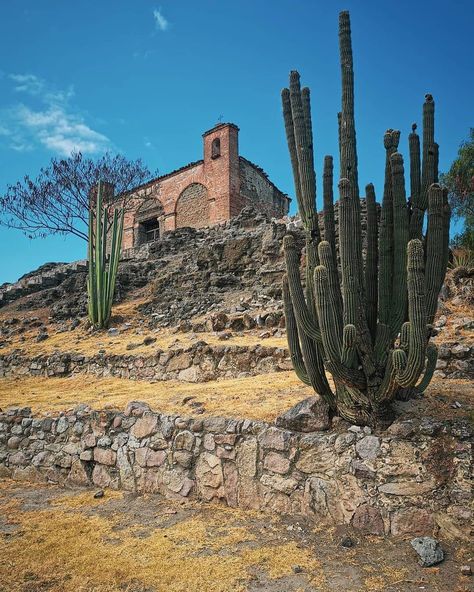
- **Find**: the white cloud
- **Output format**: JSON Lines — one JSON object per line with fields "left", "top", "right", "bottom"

{"left": 1, "top": 74, "right": 111, "bottom": 156}
{"left": 153, "top": 8, "right": 169, "bottom": 31}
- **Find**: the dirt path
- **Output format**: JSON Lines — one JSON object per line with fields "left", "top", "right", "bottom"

{"left": 0, "top": 480, "right": 471, "bottom": 592}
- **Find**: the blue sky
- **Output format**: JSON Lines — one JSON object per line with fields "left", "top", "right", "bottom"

{"left": 0, "top": 0, "right": 472, "bottom": 284}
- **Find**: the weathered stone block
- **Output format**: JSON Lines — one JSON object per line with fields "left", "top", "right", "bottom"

{"left": 130, "top": 415, "right": 158, "bottom": 439}
{"left": 263, "top": 452, "right": 290, "bottom": 475}
{"left": 93, "top": 447, "right": 116, "bottom": 466}
{"left": 352, "top": 504, "right": 384, "bottom": 536}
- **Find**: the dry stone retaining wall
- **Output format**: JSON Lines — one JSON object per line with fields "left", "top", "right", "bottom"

{"left": 1, "top": 339, "right": 471, "bottom": 382}
{"left": 0, "top": 343, "right": 291, "bottom": 382}
{"left": 0, "top": 402, "right": 471, "bottom": 539}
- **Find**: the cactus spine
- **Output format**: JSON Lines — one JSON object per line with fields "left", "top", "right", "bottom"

{"left": 281, "top": 11, "right": 450, "bottom": 426}
{"left": 87, "top": 181, "right": 124, "bottom": 329}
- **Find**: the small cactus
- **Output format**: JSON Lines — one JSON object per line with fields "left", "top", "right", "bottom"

{"left": 87, "top": 181, "right": 124, "bottom": 329}
{"left": 281, "top": 11, "right": 450, "bottom": 426}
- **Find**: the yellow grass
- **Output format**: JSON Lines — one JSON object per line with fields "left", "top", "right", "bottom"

{"left": 0, "top": 483, "right": 323, "bottom": 592}
{"left": 0, "top": 372, "right": 313, "bottom": 421}
{"left": 0, "top": 323, "right": 287, "bottom": 357}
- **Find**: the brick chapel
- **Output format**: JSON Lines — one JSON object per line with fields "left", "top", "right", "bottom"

{"left": 120, "top": 123, "right": 290, "bottom": 250}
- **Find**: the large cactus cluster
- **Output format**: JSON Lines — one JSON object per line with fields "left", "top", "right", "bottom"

{"left": 282, "top": 11, "right": 450, "bottom": 426}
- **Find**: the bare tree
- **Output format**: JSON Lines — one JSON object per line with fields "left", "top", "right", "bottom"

{"left": 0, "top": 152, "right": 157, "bottom": 241}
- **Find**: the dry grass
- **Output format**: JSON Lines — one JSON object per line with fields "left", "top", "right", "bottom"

{"left": 0, "top": 323, "right": 287, "bottom": 357}
{"left": 1, "top": 372, "right": 472, "bottom": 423}
{"left": 0, "top": 482, "right": 323, "bottom": 592}
{"left": 0, "top": 480, "right": 467, "bottom": 592}
{"left": 0, "top": 372, "right": 313, "bottom": 421}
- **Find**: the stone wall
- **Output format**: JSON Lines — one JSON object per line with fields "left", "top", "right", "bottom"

{"left": 0, "top": 403, "right": 471, "bottom": 539}
{"left": 0, "top": 343, "right": 291, "bottom": 383}
{"left": 2, "top": 339, "right": 471, "bottom": 382}
{"left": 238, "top": 157, "right": 289, "bottom": 219}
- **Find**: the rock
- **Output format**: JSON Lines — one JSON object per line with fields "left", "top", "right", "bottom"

{"left": 130, "top": 414, "right": 158, "bottom": 439}
{"left": 94, "top": 490, "right": 105, "bottom": 499}
{"left": 124, "top": 400, "right": 151, "bottom": 417}
{"left": 391, "top": 508, "right": 434, "bottom": 536}
{"left": 292, "top": 565, "right": 303, "bottom": 574}
{"left": 460, "top": 565, "right": 472, "bottom": 576}
{"left": 259, "top": 427, "right": 290, "bottom": 451}
{"left": 143, "top": 336, "right": 156, "bottom": 346}
{"left": 260, "top": 473, "right": 298, "bottom": 495}
{"left": 275, "top": 396, "right": 330, "bottom": 432}
{"left": 93, "top": 447, "right": 116, "bottom": 466}
{"left": 56, "top": 416, "right": 69, "bottom": 434}
{"left": 340, "top": 536, "right": 354, "bottom": 548}
{"left": 355, "top": 436, "right": 381, "bottom": 460}
{"left": 107, "top": 328, "right": 119, "bottom": 336}
{"left": 351, "top": 460, "right": 376, "bottom": 480}
{"left": 352, "top": 505, "right": 384, "bottom": 536}
{"left": 263, "top": 452, "right": 290, "bottom": 475}
{"left": 410, "top": 537, "right": 444, "bottom": 567}
{"left": 378, "top": 480, "right": 436, "bottom": 496}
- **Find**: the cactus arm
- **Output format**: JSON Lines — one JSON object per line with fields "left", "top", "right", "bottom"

{"left": 339, "top": 176, "right": 377, "bottom": 376}
{"left": 415, "top": 343, "right": 438, "bottom": 393}
{"left": 283, "top": 235, "right": 322, "bottom": 342}
{"left": 289, "top": 71, "right": 320, "bottom": 239}
{"left": 282, "top": 276, "right": 311, "bottom": 385}
{"left": 282, "top": 88, "right": 304, "bottom": 221}
{"left": 389, "top": 152, "right": 409, "bottom": 336}
{"left": 338, "top": 11, "right": 358, "bottom": 191}
{"left": 375, "top": 351, "right": 398, "bottom": 403}
{"left": 364, "top": 183, "right": 378, "bottom": 341}
{"left": 425, "top": 184, "right": 445, "bottom": 324}
{"left": 374, "top": 322, "right": 392, "bottom": 363}
{"left": 338, "top": 12, "right": 364, "bottom": 289}
{"left": 94, "top": 181, "right": 104, "bottom": 328}
{"left": 299, "top": 331, "right": 336, "bottom": 408}
{"left": 408, "top": 123, "right": 423, "bottom": 239}
{"left": 87, "top": 205, "right": 97, "bottom": 325}
{"left": 302, "top": 87, "right": 314, "bottom": 165}
{"left": 378, "top": 130, "right": 399, "bottom": 325}
{"left": 313, "top": 265, "right": 366, "bottom": 390}
{"left": 421, "top": 94, "right": 436, "bottom": 210}
{"left": 337, "top": 112, "right": 342, "bottom": 170}
{"left": 393, "top": 240, "right": 427, "bottom": 387}
{"left": 410, "top": 95, "right": 437, "bottom": 240}
{"left": 105, "top": 209, "right": 124, "bottom": 326}
{"left": 283, "top": 275, "right": 335, "bottom": 406}
{"left": 399, "top": 321, "right": 410, "bottom": 351}
{"left": 341, "top": 324, "right": 357, "bottom": 367}
{"left": 338, "top": 178, "right": 360, "bottom": 329}
{"left": 106, "top": 209, "right": 119, "bottom": 307}
{"left": 323, "top": 156, "right": 337, "bottom": 258}
{"left": 318, "top": 240, "right": 343, "bottom": 338}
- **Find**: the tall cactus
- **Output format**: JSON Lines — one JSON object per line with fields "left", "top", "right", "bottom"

{"left": 87, "top": 181, "right": 124, "bottom": 329}
{"left": 281, "top": 11, "right": 450, "bottom": 426}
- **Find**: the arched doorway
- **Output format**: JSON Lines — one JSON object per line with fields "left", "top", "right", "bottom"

{"left": 134, "top": 199, "right": 164, "bottom": 246}
{"left": 175, "top": 183, "right": 209, "bottom": 228}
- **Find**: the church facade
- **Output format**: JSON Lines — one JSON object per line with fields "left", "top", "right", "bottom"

{"left": 120, "top": 122, "right": 290, "bottom": 250}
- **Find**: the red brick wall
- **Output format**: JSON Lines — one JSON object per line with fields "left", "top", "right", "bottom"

{"left": 175, "top": 183, "right": 209, "bottom": 228}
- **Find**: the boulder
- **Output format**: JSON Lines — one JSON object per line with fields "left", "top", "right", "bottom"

{"left": 276, "top": 396, "right": 330, "bottom": 432}
{"left": 410, "top": 537, "right": 444, "bottom": 567}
